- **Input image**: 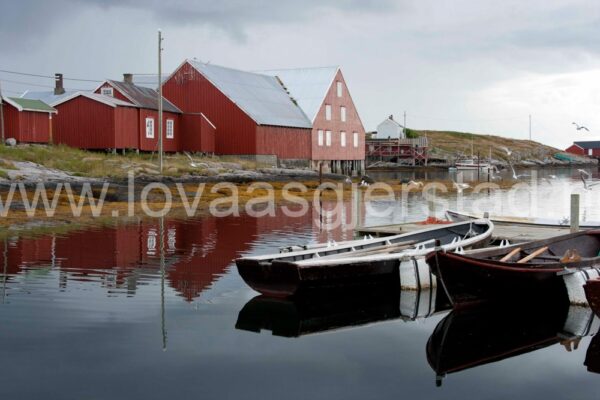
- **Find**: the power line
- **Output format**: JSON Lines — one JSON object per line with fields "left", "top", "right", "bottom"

{"left": 0, "top": 69, "right": 103, "bottom": 83}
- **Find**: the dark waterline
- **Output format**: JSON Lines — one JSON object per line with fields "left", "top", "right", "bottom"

{"left": 0, "top": 199, "right": 599, "bottom": 398}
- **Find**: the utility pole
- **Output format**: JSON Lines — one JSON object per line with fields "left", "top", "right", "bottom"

{"left": 529, "top": 114, "right": 532, "bottom": 141}
{"left": 403, "top": 111, "right": 407, "bottom": 137}
{"left": 158, "top": 29, "right": 164, "bottom": 173}
{"left": 0, "top": 81, "right": 5, "bottom": 143}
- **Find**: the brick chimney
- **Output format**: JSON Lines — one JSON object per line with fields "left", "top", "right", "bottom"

{"left": 123, "top": 73, "right": 133, "bottom": 84}
{"left": 54, "top": 73, "right": 65, "bottom": 95}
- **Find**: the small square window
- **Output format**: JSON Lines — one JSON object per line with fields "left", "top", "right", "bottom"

{"left": 145, "top": 118, "right": 155, "bottom": 139}
{"left": 326, "top": 130, "right": 331, "bottom": 146}
{"left": 166, "top": 119, "right": 174, "bottom": 139}
{"left": 341, "top": 131, "right": 346, "bottom": 147}
{"left": 101, "top": 87, "right": 113, "bottom": 97}
{"left": 325, "top": 105, "right": 332, "bottom": 121}
{"left": 336, "top": 81, "right": 342, "bottom": 97}
{"left": 317, "top": 130, "right": 324, "bottom": 146}
{"left": 341, "top": 106, "right": 346, "bottom": 122}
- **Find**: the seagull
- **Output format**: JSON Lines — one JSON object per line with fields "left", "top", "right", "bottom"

{"left": 184, "top": 151, "right": 199, "bottom": 168}
{"left": 572, "top": 122, "right": 589, "bottom": 132}
{"left": 452, "top": 180, "right": 470, "bottom": 193}
{"left": 508, "top": 162, "right": 530, "bottom": 180}
{"left": 500, "top": 146, "right": 512, "bottom": 157}
{"left": 407, "top": 180, "right": 424, "bottom": 188}
{"left": 579, "top": 169, "right": 600, "bottom": 190}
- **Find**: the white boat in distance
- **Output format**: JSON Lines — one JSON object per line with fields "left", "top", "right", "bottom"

{"left": 455, "top": 158, "right": 493, "bottom": 171}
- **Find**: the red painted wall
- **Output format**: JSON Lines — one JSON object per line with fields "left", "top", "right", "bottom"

{"left": 311, "top": 69, "right": 365, "bottom": 161}
{"left": 114, "top": 106, "right": 139, "bottom": 149}
{"left": 566, "top": 144, "right": 585, "bottom": 156}
{"left": 54, "top": 96, "right": 116, "bottom": 149}
{"left": 2, "top": 103, "right": 50, "bottom": 143}
{"left": 138, "top": 110, "right": 180, "bottom": 152}
{"left": 180, "top": 114, "right": 215, "bottom": 153}
{"left": 163, "top": 62, "right": 257, "bottom": 155}
{"left": 256, "top": 125, "right": 311, "bottom": 159}
{"left": 95, "top": 83, "right": 130, "bottom": 103}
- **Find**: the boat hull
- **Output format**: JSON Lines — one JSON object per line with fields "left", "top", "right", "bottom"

{"left": 428, "top": 251, "right": 568, "bottom": 305}
{"left": 237, "top": 257, "right": 400, "bottom": 297}
{"left": 584, "top": 279, "right": 600, "bottom": 317}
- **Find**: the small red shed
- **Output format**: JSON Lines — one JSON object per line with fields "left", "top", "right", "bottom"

{"left": 95, "top": 76, "right": 183, "bottom": 152}
{"left": 52, "top": 92, "right": 139, "bottom": 150}
{"left": 1, "top": 97, "right": 56, "bottom": 143}
{"left": 566, "top": 141, "right": 600, "bottom": 157}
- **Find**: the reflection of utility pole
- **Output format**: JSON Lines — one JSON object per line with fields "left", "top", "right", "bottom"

{"left": 159, "top": 216, "right": 167, "bottom": 351}
{"left": 2, "top": 237, "right": 7, "bottom": 304}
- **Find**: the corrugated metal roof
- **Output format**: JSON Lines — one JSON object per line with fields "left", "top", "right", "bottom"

{"left": 3, "top": 97, "right": 56, "bottom": 113}
{"left": 107, "top": 80, "right": 181, "bottom": 113}
{"left": 574, "top": 141, "right": 600, "bottom": 149}
{"left": 188, "top": 60, "right": 312, "bottom": 129}
{"left": 20, "top": 90, "right": 78, "bottom": 106}
{"left": 52, "top": 92, "right": 139, "bottom": 108}
{"left": 260, "top": 66, "right": 339, "bottom": 122}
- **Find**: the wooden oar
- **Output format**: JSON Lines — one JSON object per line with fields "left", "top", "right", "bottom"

{"left": 500, "top": 247, "right": 521, "bottom": 262}
{"left": 517, "top": 246, "right": 549, "bottom": 264}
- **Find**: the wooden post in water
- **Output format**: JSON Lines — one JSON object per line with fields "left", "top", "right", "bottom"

{"left": 571, "top": 194, "right": 580, "bottom": 233}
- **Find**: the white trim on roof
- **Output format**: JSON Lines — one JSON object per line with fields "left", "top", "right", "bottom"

{"left": 200, "top": 112, "right": 216, "bottom": 130}
{"left": 51, "top": 91, "right": 138, "bottom": 108}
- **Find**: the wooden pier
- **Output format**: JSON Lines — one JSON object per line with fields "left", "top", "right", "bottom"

{"left": 356, "top": 222, "right": 573, "bottom": 243}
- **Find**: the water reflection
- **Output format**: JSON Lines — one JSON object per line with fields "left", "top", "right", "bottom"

{"left": 427, "top": 301, "right": 599, "bottom": 386}
{"left": 236, "top": 286, "right": 449, "bottom": 337}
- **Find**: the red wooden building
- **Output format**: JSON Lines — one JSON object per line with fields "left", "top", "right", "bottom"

{"left": 162, "top": 60, "right": 312, "bottom": 165}
{"left": 52, "top": 92, "right": 140, "bottom": 150}
{"left": 0, "top": 96, "right": 56, "bottom": 143}
{"left": 263, "top": 67, "right": 366, "bottom": 175}
{"left": 566, "top": 141, "right": 600, "bottom": 158}
{"left": 95, "top": 76, "right": 185, "bottom": 152}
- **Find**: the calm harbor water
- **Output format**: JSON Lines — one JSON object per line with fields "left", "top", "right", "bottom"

{"left": 1, "top": 167, "right": 599, "bottom": 399}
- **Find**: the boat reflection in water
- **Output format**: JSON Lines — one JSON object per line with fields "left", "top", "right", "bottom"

{"left": 427, "top": 299, "right": 600, "bottom": 386}
{"left": 236, "top": 284, "right": 450, "bottom": 338}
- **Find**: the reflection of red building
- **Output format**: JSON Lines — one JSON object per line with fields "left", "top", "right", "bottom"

{"left": 1, "top": 202, "right": 357, "bottom": 302}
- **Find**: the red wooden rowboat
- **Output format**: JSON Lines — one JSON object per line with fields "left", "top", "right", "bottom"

{"left": 427, "top": 230, "right": 600, "bottom": 306}
{"left": 584, "top": 278, "right": 600, "bottom": 317}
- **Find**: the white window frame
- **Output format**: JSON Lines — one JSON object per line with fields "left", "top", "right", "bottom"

{"left": 326, "top": 130, "right": 332, "bottom": 146}
{"left": 337, "top": 81, "right": 343, "bottom": 97}
{"left": 166, "top": 119, "right": 174, "bottom": 139}
{"left": 325, "top": 104, "right": 332, "bottom": 121}
{"left": 145, "top": 117, "right": 155, "bottom": 139}
{"left": 317, "top": 129, "right": 324, "bottom": 146}
{"left": 589, "top": 149, "right": 593, "bottom": 156}
{"left": 100, "top": 87, "right": 113, "bottom": 97}
{"left": 340, "top": 106, "right": 346, "bottom": 122}
{"left": 353, "top": 132, "right": 359, "bottom": 148}
{"left": 341, "top": 131, "right": 346, "bottom": 147}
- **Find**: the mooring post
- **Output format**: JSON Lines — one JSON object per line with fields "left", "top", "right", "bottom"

{"left": 571, "top": 194, "right": 580, "bottom": 233}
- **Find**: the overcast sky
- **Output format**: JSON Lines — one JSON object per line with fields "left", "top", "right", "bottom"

{"left": 2, "top": 0, "right": 600, "bottom": 148}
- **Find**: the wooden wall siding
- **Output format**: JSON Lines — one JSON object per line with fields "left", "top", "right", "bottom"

{"left": 566, "top": 145, "right": 585, "bottom": 156}
{"left": 95, "top": 83, "right": 130, "bottom": 103}
{"left": 2, "top": 103, "right": 21, "bottom": 140}
{"left": 162, "top": 62, "right": 258, "bottom": 155}
{"left": 18, "top": 111, "right": 50, "bottom": 143}
{"left": 137, "top": 110, "right": 180, "bottom": 152}
{"left": 181, "top": 114, "right": 215, "bottom": 153}
{"left": 255, "top": 125, "right": 312, "bottom": 159}
{"left": 53, "top": 96, "right": 117, "bottom": 149}
{"left": 114, "top": 107, "right": 139, "bottom": 149}
{"left": 311, "top": 69, "right": 365, "bottom": 161}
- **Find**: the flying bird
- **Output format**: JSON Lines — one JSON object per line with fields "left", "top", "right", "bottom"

{"left": 572, "top": 122, "right": 589, "bottom": 131}
{"left": 452, "top": 180, "right": 471, "bottom": 194}
{"left": 508, "top": 162, "right": 530, "bottom": 180}
{"left": 499, "top": 146, "right": 512, "bottom": 157}
{"left": 579, "top": 169, "right": 600, "bottom": 190}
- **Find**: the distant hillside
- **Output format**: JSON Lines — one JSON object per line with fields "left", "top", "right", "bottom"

{"left": 406, "top": 129, "right": 573, "bottom": 162}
